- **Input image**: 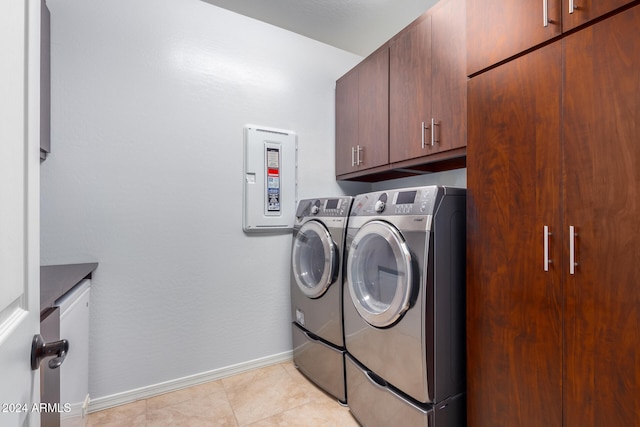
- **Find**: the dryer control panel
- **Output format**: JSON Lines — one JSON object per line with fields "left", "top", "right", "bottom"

{"left": 351, "top": 186, "right": 448, "bottom": 217}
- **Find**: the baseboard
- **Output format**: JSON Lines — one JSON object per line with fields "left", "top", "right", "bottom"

{"left": 87, "top": 350, "right": 293, "bottom": 413}
{"left": 60, "top": 394, "right": 90, "bottom": 421}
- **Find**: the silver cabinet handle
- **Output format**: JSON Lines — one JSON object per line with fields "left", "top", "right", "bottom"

{"left": 421, "top": 121, "right": 426, "bottom": 149}
{"left": 569, "top": 226, "right": 578, "bottom": 274}
{"left": 351, "top": 146, "right": 356, "bottom": 167}
{"left": 356, "top": 145, "right": 363, "bottom": 165}
{"left": 431, "top": 118, "right": 439, "bottom": 146}
{"left": 569, "top": 0, "right": 575, "bottom": 14}
{"left": 431, "top": 118, "right": 435, "bottom": 146}
{"left": 544, "top": 0, "right": 549, "bottom": 26}
{"left": 543, "top": 226, "right": 552, "bottom": 271}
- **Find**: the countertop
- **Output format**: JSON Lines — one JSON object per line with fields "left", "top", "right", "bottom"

{"left": 40, "top": 263, "right": 98, "bottom": 314}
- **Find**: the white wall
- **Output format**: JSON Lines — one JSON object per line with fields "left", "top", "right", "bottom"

{"left": 40, "top": 0, "right": 364, "bottom": 401}
{"left": 371, "top": 168, "right": 466, "bottom": 191}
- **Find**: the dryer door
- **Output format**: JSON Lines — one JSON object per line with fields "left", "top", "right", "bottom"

{"left": 347, "top": 220, "right": 413, "bottom": 328}
{"left": 292, "top": 220, "right": 338, "bottom": 299}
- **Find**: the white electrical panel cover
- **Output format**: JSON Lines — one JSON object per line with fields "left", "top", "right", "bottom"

{"left": 243, "top": 125, "right": 297, "bottom": 232}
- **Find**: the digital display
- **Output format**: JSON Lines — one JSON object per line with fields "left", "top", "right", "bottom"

{"left": 325, "top": 199, "right": 339, "bottom": 209}
{"left": 396, "top": 191, "right": 417, "bottom": 205}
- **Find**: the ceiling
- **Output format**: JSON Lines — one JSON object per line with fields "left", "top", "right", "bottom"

{"left": 201, "top": 0, "right": 440, "bottom": 57}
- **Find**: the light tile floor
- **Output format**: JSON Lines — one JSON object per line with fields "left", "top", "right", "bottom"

{"left": 86, "top": 361, "right": 360, "bottom": 426}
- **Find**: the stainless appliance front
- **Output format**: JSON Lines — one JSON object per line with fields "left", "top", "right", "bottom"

{"left": 343, "top": 186, "right": 466, "bottom": 426}
{"left": 290, "top": 196, "right": 352, "bottom": 403}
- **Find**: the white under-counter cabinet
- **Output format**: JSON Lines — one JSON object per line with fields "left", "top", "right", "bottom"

{"left": 55, "top": 279, "right": 91, "bottom": 425}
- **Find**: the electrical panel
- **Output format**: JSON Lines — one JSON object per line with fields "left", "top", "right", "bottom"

{"left": 243, "top": 125, "right": 297, "bottom": 232}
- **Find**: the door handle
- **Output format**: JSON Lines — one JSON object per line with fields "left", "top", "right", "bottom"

{"left": 422, "top": 121, "right": 433, "bottom": 149}
{"left": 431, "top": 118, "right": 440, "bottom": 146}
{"left": 569, "top": 225, "right": 578, "bottom": 275}
{"left": 31, "top": 334, "right": 69, "bottom": 370}
{"left": 543, "top": 225, "right": 552, "bottom": 271}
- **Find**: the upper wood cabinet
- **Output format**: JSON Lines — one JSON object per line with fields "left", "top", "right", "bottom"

{"left": 430, "top": 0, "right": 467, "bottom": 155}
{"left": 466, "top": 0, "right": 562, "bottom": 75}
{"left": 563, "top": 0, "right": 635, "bottom": 30}
{"left": 467, "top": 5, "right": 640, "bottom": 426}
{"left": 335, "top": 47, "right": 389, "bottom": 177}
{"left": 389, "top": 0, "right": 466, "bottom": 163}
{"left": 337, "top": 0, "right": 466, "bottom": 180}
{"left": 389, "top": 14, "right": 432, "bottom": 163}
{"left": 466, "top": 0, "right": 636, "bottom": 75}
{"left": 335, "top": 67, "right": 359, "bottom": 176}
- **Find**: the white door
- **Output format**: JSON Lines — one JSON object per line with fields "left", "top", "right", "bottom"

{"left": 0, "top": 0, "right": 42, "bottom": 425}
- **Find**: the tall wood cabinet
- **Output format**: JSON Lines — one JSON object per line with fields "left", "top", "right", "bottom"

{"left": 562, "top": 8, "right": 640, "bottom": 425}
{"left": 467, "top": 5, "right": 640, "bottom": 426}
{"left": 466, "top": 0, "right": 636, "bottom": 75}
{"left": 467, "top": 42, "right": 563, "bottom": 427}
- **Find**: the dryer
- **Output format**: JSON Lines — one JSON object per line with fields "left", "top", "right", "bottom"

{"left": 343, "top": 186, "right": 466, "bottom": 426}
{"left": 290, "top": 196, "right": 353, "bottom": 403}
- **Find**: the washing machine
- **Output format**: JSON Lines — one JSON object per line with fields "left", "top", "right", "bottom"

{"left": 290, "top": 196, "right": 353, "bottom": 403}
{"left": 343, "top": 186, "right": 466, "bottom": 426}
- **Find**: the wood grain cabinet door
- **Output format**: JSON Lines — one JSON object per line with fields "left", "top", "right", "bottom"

{"left": 430, "top": 0, "right": 467, "bottom": 153}
{"left": 389, "top": 0, "right": 466, "bottom": 164}
{"left": 335, "top": 69, "right": 359, "bottom": 176}
{"left": 389, "top": 15, "right": 432, "bottom": 163}
{"left": 335, "top": 47, "right": 389, "bottom": 177}
{"left": 562, "top": 0, "right": 636, "bottom": 31}
{"left": 356, "top": 47, "right": 389, "bottom": 171}
{"left": 466, "top": 41, "right": 563, "bottom": 427}
{"left": 562, "top": 6, "right": 640, "bottom": 426}
{"left": 466, "top": 0, "right": 561, "bottom": 76}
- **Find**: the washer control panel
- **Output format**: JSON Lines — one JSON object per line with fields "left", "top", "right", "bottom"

{"left": 295, "top": 197, "right": 353, "bottom": 220}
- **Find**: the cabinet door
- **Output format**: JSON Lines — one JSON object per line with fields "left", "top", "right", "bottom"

{"left": 357, "top": 48, "right": 389, "bottom": 170}
{"left": 563, "top": 6, "right": 640, "bottom": 426}
{"left": 466, "top": 0, "right": 561, "bottom": 76}
{"left": 563, "top": 0, "right": 635, "bottom": 31}
{"left": 336, "top": 69, "right": 359, "bottom": 176}
{"left": 431, "top": 0, "right": 466, "bottom": 153}
{"left": 467, "top": 42, "right": 563, "bottom": 427}
{"left": 389, "top": 15, "right": 432, "bottom": 163}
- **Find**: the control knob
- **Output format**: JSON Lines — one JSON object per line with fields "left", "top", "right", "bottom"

{"left": 311, "top": 200, "right": 321, "bottom": 215}
{"left": 375, "top": 193, "right": 388, "bottom": 213}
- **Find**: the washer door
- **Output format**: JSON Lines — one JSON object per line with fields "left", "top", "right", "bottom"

{"left": 292, "top": 220, "right": 338, "bottom": 299}
{"left": 347, "top": 220, "right": 413, "bottom": 328}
